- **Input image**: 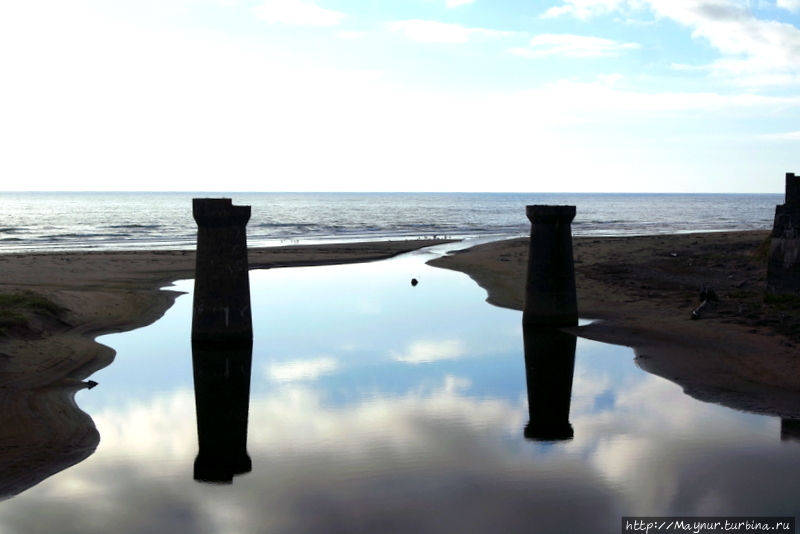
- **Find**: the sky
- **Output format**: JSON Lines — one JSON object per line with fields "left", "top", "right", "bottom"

{"left": 0, "top": 0, "right": 798, "bottom": 193}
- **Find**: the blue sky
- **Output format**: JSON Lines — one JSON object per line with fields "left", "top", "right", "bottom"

{"left": 0, "top": 0, "right": 798, "bottom": 192}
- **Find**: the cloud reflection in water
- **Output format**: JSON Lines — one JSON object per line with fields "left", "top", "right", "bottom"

{"left": 2, "top": 256, "right": 800, "bottom": 533}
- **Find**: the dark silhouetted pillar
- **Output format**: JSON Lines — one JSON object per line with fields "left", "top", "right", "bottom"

{"left": 192, "top": 340, "right": 253, "bottom": 484}
{"left": 786, "top": 172, "right": 800, "bottom": 205}
{"left": 781, "top": 418, "right": 800, "bottom": 442}
{"left": 192, "top": 198, "right": 253, "bottom": 342}
{"left": 523, "top": 325, "right": 577, "bottom": 441}
{"left": 766, "top": 173, "right": 800, "bottom": 294}
{"left": 523, "top": 205, "right": 578, "bottom": 326}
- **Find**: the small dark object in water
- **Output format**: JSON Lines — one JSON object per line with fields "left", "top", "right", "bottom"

{"left": 411, "top": 278, "right": 418, "bottom": 286}
{"left": 86, "top": 380, "right": 98, "bottom": 389}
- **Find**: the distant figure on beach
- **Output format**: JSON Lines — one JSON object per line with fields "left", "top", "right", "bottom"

{"left": 411, "top": 278, "right": 418, "bottom": 286}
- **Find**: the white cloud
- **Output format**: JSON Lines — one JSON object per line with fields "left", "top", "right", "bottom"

{"left": 760, "top": 130, "right": 800, "bottom": 140}
{"left": 255, "top": 0, "right": 345, "bottom": 25}
{"left": 513, "top": 79, "right": 800, "bottom": 114}
{"left": 393, "top": 340, "right": 466, "bottom": 363}
{"left": 541, "top": 0, "right": 800, "bottom": 85}
{"left": 540, "top": 0, "right": 630, "bottom": 20}
{"left": 389, "top": 20, "right": 512, "bottom": 43}
{"left": 778, "top": 0, "right": 800, "bottom": 12}
{"left": 337, "top": 30, "right": 366, "bottom": 39}
{"left": 510, "top": 34, "right": 641, "bottom": 57}
{"left": 541, "top": 5, "right": 584, "bottom": 19}
{"left": 598, "top": 72, "right": 625, "bottom": 85}
{"left": 266, "top": 357, "right": 339, "bottom": 382}
{"left": 0, "top": 1, "right": 796, "bottom": 194}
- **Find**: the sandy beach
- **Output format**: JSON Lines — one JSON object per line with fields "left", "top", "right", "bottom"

{"left": 0, "top": 239, "right": 452, "bottom": 499}
{"left": 430, "top": 230, "right": 800, "bottom": 418}
{"left": 0, "top": 240, "right": 458, "bottom": 389}
{"left": 1, "top": 231, "right": 799, "bottom": 498}
{"left": 2, "top": 231, "right": 797, "bottom": 402}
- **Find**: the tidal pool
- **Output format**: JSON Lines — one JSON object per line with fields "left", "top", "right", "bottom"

{"left": 1, "top": 247, "right": 799, "bottom": 534}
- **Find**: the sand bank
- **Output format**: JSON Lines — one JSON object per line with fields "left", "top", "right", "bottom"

{"left": 0, "top": 239, "right": 451, "bottom": 499}
{"left": 2, "top": 232, "right": 799, "bottom": 499}
{"left": 429, "top": 231, "right": 800, "bottom": 419}
{"left": 0, "top": 240, "right": 456, "bottom": 389}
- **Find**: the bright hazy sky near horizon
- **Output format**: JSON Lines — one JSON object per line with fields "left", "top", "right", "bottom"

{"left": 1, "top": 0, "right": 798, "bottom": 193}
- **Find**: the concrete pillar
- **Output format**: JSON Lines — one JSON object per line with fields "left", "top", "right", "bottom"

{"left": 766, "top": 173, "right": 800, "bottom": 293}
{"left": 522, "top": 205, "right": 578, "bottom": 326}
{"left": 522, "top": 325, "right": 576, "bottom": 441}
{"left": 192, "top": 198, "right": 253, "bottom": 342}
{"left": 786, "top": 173, "right": 800, "bottom": 206}
{"left": 192, "top": 340, "right": 253, "bottom": 484}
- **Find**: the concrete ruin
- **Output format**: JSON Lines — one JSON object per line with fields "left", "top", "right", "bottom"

{"left": 766, "top": 173, "right": 800, "bottom": 294}
{"left": 522, "top": 325, "right": 576, "bottom": 441}
{"left": 191, "top": 198, "right": 253, "bottom": 343}
{"left": 522, "top": 205, "right": 579, "bottom": 326}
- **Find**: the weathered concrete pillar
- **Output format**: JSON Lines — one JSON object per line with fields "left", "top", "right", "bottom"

{"left": 766, "top": 173, "right": 800, "bottom": 294}
{"left": 192, "top": 198, "right": 253, "bottom": 342}
{"left": 192, "top": 340, "right": 253, "bottom": 484}
{"left": 522, "top": 325, "right": 576, "bottom": 441}
{"left": 522, "top": 205, "right": 578, "bottom": 326}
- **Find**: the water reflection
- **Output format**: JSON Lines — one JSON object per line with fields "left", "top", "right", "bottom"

{"left": 522, "top": 326, "right": 576, "bottom": 442}
{"left": 192, "top": 340, "right": 253, "bottom": 484}
{"left": 781, "top": 419, "right": 800, "bottom": 442}
{"left": 3, "top": 255, "right": 800, "bottom": 533}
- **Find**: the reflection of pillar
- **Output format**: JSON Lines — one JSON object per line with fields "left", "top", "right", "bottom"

{"left": 523, "top": 205, "right": 578, "bottom": 327}
{"left": 780, "top": 419, "right": 800, "bottom": 442}
{"left": 523, "top": 325, "right": 577, "bottom": 441}
{"left": 767, "top": 173, "right": 800, "bottom": 293}
{"left": 192, "top": 198, "right": 253, "bottom": 343}
{"left": 192, "top": 340, "right": 253, "bottom": 484}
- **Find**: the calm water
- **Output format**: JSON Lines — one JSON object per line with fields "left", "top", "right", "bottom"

{"left": 0, "top": 192, "right": 781, "bottom": 252}
{"left": 1, "top": 246, "right": 798, "bottom": 534}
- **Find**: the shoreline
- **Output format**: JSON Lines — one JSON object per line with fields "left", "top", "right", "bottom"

{"left": 2, "top": 232, "right": 799, "bottom": 498}
{"left": 2, "top": 232, "right": 798, "bottom": 404}
{"left": 0, "top": 239, "right": 454, "bottom": 500}
{"left": 429, "top": 230, "right": 800, "bottom": 419}
{"left": 0, "top": 239, "right": 457, "bottom": 390}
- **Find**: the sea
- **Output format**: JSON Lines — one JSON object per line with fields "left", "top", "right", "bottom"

{"left": 0, "top": 192, "right": 782, "bottom": 253}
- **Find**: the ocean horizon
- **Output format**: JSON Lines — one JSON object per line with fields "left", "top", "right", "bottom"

{"left": 0, "top": 191, "right": 782, "bottom": 253}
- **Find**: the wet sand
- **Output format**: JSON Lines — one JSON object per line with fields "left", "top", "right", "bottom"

{"left": 0, "top": 239, "right": 451, "bottom": 499}
{"left": 2, "top": 232, "right": 799, "bottom": 499}
{"left": 429, "top": 231, "right": 800, "bottom": 419}
{"left": 0, "top": 240, "right": 458, "bottom": 389}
